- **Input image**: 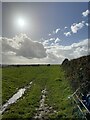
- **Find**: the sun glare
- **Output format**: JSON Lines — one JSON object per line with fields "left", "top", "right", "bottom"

{"left": 17, "top": 18, "right": 25, "bottom": 28}
{"left": 14, "top": 15, "right": 32, "bottom": 32}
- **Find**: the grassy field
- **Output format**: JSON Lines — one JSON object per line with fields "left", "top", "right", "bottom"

{"left": 2, "top": 65, "right": 75, "bottom": 119}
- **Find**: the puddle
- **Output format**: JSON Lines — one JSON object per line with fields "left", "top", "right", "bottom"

{"left": 0, "top": 81, "right": 33, "bottom": 114}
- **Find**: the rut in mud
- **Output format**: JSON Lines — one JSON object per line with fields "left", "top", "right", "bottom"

{"left": 34, "top": 88, "right": 57, "bottom": 120}
{"left": 0, "top": 81, "right": 33, "bottom": 114}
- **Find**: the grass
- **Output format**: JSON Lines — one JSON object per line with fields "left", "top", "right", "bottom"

{"left": 2, "top": 65, "right": 74, "bottom": 119}
{"left": 45, "top": 66, "right": 74, "bottom": 119}
{"left": 2, "top": 66, "right": 41, "bottom": 104}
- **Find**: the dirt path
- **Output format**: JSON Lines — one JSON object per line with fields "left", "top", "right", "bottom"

{"left": 34, "top": 88, "right": 56, "bottom": 120}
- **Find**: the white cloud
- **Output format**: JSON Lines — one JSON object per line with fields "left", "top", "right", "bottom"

{"left": 64, "top": 32, "right": 71, "bottom": 36}
{"left": 2, "top": 54, "right": 32, "bottom": 64}
{"left": 55, "top": 28, "right": 60, "bottom": 33}
{"left": 71, "top": 21, "right": 85, "bottom": 33}
{"left": 43, "top": 38, "right": 55, "bottom": 46}
{"left": 43, "top": 39, "right": 49, "bottom": 46}
{"left": 42, "top": 37, "right": 61, "bottom": 47}
{"left": 2, "top": 34, "right": 47, "bottom": 60}
{"left": 42, "top": 38, "right": 88, "bottom": 61}
{"left": 82, "top": 10, "right": 90, "bottom": 17}
{"left": 49, "top": 38, "right": 55, "bottom": 41}
{"left": 45, "top": 39, "right": 88, "bottom": 62}
{"left": 17, "top": 39, "right": 47, "bottom": 59}
{"left": 41, "top": 39, "right": 88, "bottom": 64}
{"left": 55, "top": 38, "right": 61, "bottom": 43}
{"left": 48, "top": 34, "right": 51, "bottom": 36}
{"left": 53, "top": 28, "right": 60, "bottom": 34}
{"left": 1, "top": 34, "right": 88, "bottom": 64}
{"left": 64, "top": 26, "right": 68, "bottom": 29}
{"left": 86, "top": 23, "right": 89, "bottom": 26}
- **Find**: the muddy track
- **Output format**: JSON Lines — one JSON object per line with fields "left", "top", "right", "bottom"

{"left": 34, "top": 88, "right": 57, "bottom": 120}
{"left": 0, "top": 81, "right": 33, "bottom": 114}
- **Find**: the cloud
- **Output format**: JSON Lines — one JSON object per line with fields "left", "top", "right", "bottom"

{"left": 55, "top": 38, "right": 61, "bottom": 43}
{"left": 2, "top": 53, "right": 32, "bottom": 64}
{"left": 2, "top": 37, "right": 17, "bottom": 53}
{"left": 71, "top": 21, "right": 85, "bottom": 33}
{"left": 43, "top": 38, "right": 55, "bottom": 46}
{"left": 42, "top": 37, "right": 61, "bottom": 47}
{"left": 48, "top": 34, "right": 51, "bottom": 36}
{"left": 82, "top": 10, "right": 90, "bottom": 17}
{"left": 49, "top": 38, "right": 55, "bottom": 41}
{"left": 45, "top": 39, "right": 88, "bottom": 62}
{"left": 55, "top": 28, "right": 60, "bottom": 33}
{"left": 64, "top": 26, "right": 68, "bottom": 29}
{"left": 1, "top": 34, "right": 88, "bottom": 64}
{"left": 42, "top": 38, "right": 88, "bottom": 64}
{"left": 53, "top": 28, "right": 60, "bottom": 34}
{"left": 48, "top": 28, "right": 60, "bottom": 36}
{"left": 86, "top": 23, "right": 89, "bottom": 26}
{"left": 17, "top": 38, "right": 47, "bottom": 59}
{"left": 64, "top": 32, "right": 71, "bottom": 36}
{"left": 2, "top": 34, "right": 47, "bottom": 60}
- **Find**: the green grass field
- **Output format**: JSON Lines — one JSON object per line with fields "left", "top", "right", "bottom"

{"left": 2, "top": 65, "right": 75, "bottom": 119}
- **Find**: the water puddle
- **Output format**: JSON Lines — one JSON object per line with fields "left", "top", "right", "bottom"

{"left": 0, "top": 81, "right": 33, "bottom": 114}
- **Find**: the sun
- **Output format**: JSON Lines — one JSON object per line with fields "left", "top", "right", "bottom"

{"left": 14, "top": 15, "right": 32, "bottom": 32}
{"left": 17, "top": 17, "right": 25, "bottom": 28}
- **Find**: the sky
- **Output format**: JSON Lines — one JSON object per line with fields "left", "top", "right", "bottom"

{"left": 1, "top": 2, "right": 90, "bottom": 64}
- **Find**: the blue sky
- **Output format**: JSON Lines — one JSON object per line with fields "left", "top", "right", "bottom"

{"left": 1, "top": 2, "right": 89, "bottom": 64}
{"left": 3, "top": 2, "right": 88, "bottom": 43}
